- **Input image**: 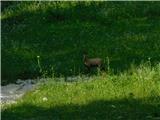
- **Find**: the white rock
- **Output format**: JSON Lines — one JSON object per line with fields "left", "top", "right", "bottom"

{"left": 16, "top": 79, "right": 23, "bottom": 84}
{"left": 1, "top": 84, "right": 20, "bottom": 94}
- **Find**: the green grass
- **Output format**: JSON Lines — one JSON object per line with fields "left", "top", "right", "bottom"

{"left": 1, "top": 2, "right": 160, "bottom": 119}
{"left": 2, "top": 63, "right": 160, "bottom": 120}
{"left": 2, "top": 1, "right": 160, "bottom": 84}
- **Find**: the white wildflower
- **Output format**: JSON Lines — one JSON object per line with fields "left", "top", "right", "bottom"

{"left": 111, "top": 104, "right": 116, "bottom": 108}
{"left": 42, "top": 97, "right": 48, "bottom": 101}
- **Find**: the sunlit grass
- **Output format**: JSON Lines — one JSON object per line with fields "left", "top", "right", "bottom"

{"left": 2, "top": 63, "right": 160, "bottom": 120}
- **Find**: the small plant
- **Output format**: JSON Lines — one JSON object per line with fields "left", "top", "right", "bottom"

{"left": 37, "top": 55, "right": 42, "bottom": 74}
{"left": 106, "top": 56, "right": 110, "bottom": 73}
{"left": 147, "top": 57, "right": 152, "bottom": 68}
{"left": 51, "top": 66, "right": 55, "bottom": 78}
{"left": 97, "top": 67, "right": 101, "bottom": 76}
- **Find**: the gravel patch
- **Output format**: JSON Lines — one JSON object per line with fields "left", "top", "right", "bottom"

{"left": 1, "top": 79, "right": 37, "bottom": 104}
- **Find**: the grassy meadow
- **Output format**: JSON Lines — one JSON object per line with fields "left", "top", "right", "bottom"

{"left": 1, "top": 1, "right": 160, "bottom": 120}
{"left": 2, "top": 1, "right": 160, "bottom": 84}
{"left": 2, "top": 63, "right": 160, "bottom": 120}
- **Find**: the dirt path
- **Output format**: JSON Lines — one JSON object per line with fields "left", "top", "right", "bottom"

{"left": 1, "top": 76, "right": 90, "bottom": 104}
{"left": 1, "top": 79, "right": 37, "bottom": 104}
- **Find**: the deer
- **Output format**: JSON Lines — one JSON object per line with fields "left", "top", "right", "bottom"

{"left": 83, "top": 52, "right": 105, "bottom": 72}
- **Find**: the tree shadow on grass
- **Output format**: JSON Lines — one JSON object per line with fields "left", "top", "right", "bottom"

{"left": 2, "top": 97, "right": 160, "bottom": 120}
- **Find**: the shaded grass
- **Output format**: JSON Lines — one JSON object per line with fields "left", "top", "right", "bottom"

{"left": 2, "top": 98, "right": 160, "bottom": 120}
{"left": 1, "top": 1, "right": 160, "bottom": 84}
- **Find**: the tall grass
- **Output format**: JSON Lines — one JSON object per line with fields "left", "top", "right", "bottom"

{"left": 2, "top": 63, "right": 160, "bottom": 120}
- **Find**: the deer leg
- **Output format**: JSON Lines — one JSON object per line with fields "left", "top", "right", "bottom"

{"left": 84, "top": 65, "right": 90, "bottom": 74}
{"left": 87, "top": 66, "right": 90, "bottom": 73}
{"left": 100, "top": 64, "right": 105, "bottom": 71}
{"left": 97, "top": 64, "right": 101, "bottom": 71}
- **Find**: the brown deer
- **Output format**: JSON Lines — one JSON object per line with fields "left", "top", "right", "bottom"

{"left": 83, "top": 52, "right": 105, "bottom": 71}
